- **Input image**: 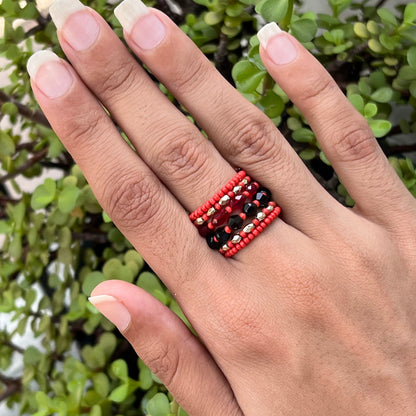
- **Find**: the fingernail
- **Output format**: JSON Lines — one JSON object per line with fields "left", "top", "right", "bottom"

{"left": 258, "top": 22, "right": 297, "bottom": 65}
{"left": 50, "top": 0, "right": 99, "bottom": 51}
{"left": 27, "top": 50, "right": 74, "bottom": 98}
{"left": 89, "top": 295, "right": 131, "bottom": 332}
{"left": 115, "top": 0, "right": 166, "bottom": 50}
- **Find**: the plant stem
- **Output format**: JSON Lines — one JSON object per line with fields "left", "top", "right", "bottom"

{"left": 0, "top": 90, "right": 50, "bottom": 128}
{"left": 281, "top": 0, "right": 295, "bottom": 31}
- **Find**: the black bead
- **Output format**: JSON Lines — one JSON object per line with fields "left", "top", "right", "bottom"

{"left": 214, "top": 227, "right": 231, "bottom": 244}
{"left": 229, "top": 215, "right": 243, "bottom": 230}
{"left": 243, "top": 202, "right": 257, "bottom": 217}
{"left": 259, "top": 187, "right": 272, "bottom": 199}
{"left": 254, "top": 189, "right": 270, "bottom": 207}
{"left": 206, "top": 234, "right": 222, "bottom": 250}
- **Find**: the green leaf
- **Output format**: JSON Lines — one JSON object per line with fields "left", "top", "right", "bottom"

{"left": 20, "top": 3, "right": 38, "bottom": 19}
{"left": 204, "top": 11, "right": 223, "bottom": 26}
{"left": 58, "top": 185, "right": 80, "bottom": 213}
{"left": 407, "top": 46, "right": 416, "bottom": 69}
{"left": 370, "top": 87, "right": 393, "bottom": 103}
{"left": 377, "top": 8, "right": 398, "bottom": 26}
{"left": 353, "top": 22, "right": 369, "bottom": 38}
{"left": 299, "top": 148, "right": 316, "bottom": 160}
{"left": 232, "top": 60, "right": 265, "bottom": 93}
{"left": 368, "top": 119, "right": 392, "bottom": 138}
{"left": 255, "top": 0, "right": 288, "bottom": 23}
{"left": 364, "top": 102, "right": 378, "bottom": 119}
{"left": 146, "top": 393, "right": 171, "bottom": 416}
{"left": 93, "top": 373, "right": 110, "bottom": 398}
{"left": 23, "top": 346, "right": 42, "bottom": 365}
{"left": 0, "top": 131, "right": 15, "bottom": 157}
{"left": 404, "top": 3, "right": 416, "bottom": 24}
{"left": 290, "top": 18, "right": 317, "bottom": 42}
{"left": 82, "top": 271, "right": 105, "bottom": 296}
{"left": 109, "top": 384, "right": 130, "bottom": 402}
{"left": 348, "top": 94, "right": 364, "bottom": 113}
{"left": 292, "top": 128, "right": 315, "bottom": 143}
{"left": 31, "top": 178, "right": 56, "bottom": 210}
{"left": 1, "top": 102, "right": 18, "bottom": 117}
{"left": 112, "top": 359, "right": 128, "bottom": 381}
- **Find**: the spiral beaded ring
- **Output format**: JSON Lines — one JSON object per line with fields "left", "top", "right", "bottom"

{"left": 189, "top": 170, "right": 281, "bottom": 257}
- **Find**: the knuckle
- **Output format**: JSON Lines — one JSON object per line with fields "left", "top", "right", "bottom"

{"left": 170, "top": 57, "right": 206, "bottom": 94}
{"left": 298, "top": 73, "right": 337, "bottom": 104}
{"left": 99, "top": 60, "right": 140, "bottom": 102}
{"left": 145, "top": 343, "right": 180, "bottom": 388}
{"left": 157, "top": 127, "right": 209, "bottom": 181}
{"left": 225, "top": 113, "right": 281, "bottom": 162}
{"left": 101, "top": 170, "right": 162, "bottom": 231}
{"left": 330, "top": 120, "right": 378, "bottom": 163}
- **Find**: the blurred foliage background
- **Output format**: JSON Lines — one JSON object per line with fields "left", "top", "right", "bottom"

{"left": 0, "top": 0, "right": 415, "bottom": 414}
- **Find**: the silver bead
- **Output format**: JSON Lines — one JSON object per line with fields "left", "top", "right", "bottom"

{"left": 219, "top": 195, "right": 230, "bottom": 206}
{"left": 194, "top": 217, "right": 205, "bottom": 225}
{"left": 222, "top": 244, "right": 230, "bottom": 251}
{"left": 243, "top": 223, "right": 255, "bottom": 233}
{"left": 267, "top": 205, "right": 274, "bottom": 212}
{"left": 207, "top": 207, "right": 216, "bottom": 216}
{"left": 232, "top": 235, "right": 242, "bottom": 244}
{"left": 232, "top": 185, "right": 242, "bottom": 195}
{"left": 241, "top": 179, "right": 248, "bottom": 185}
{"left": 256, "top": 212, "right": 266, "bottom": 221}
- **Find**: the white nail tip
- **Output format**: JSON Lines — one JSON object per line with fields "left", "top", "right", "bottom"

{"left": 258, "top": 22, "right": 283, "bottom": 49}
{"left": 114, "top": 0, "right": 149, "bottom": 33}
{"left": 88, "top": 295, "right": 118, "bottom": 305}
{"left": 49, "top": 0, "right": 86, "bottom": 30}
{"left": 27, "top": 50, "right": 60, "bottom": 78}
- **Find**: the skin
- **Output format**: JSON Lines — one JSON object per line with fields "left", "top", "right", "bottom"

{"left": 30, "top": 6, "right": 416, "bottom": 416}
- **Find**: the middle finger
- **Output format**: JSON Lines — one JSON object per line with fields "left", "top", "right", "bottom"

{"left": 51, "top": 0, "right": 236, "bottom": 209}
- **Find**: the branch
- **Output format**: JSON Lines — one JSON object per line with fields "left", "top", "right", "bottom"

{"left": 0, "top": 90, "right": 50, "bottom": 128}
{"left": 0, "top": 374, "right": 21, "bottom": 402}
{"left": 4, "top": 341, "right": 24, "bottom": 354}
{"left": 326, "top": 43, "right": 368, "bottom": 74}
{"left": 374, "top": 0, "right": 388, "bottom": 10}
{"left": 214, "top": 33, "right": 229, "bottom": 73}
{"left": 72, "top": 231, "right": 108, "bottom": 244}
{"left": 0, "top": 148, "right": 48, "bottom": 184}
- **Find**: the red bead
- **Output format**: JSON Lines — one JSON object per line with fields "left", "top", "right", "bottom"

{"left": 253, "top": 200, "right": 260, "bottom": 207}
{"left": 252, "top": 229, "right": 259, "bottom": 237}
{"left": 240, "top": 241, "right": 246, "bottom": 248}
{"left": 262, "top": 208, "right": 269, "bottom": 214}
{"left": 214, "top": 194, "right": 220, "bottom": 202}
{"left": 240, "top": 231, "right": 247, "bottom": 238}
{"left": 239, "top": 213, "right": 246, "bottom": 220}
{"left": 224, "top": 226, "right": 231, "bottom": 233}
{"left": 225, "top": 206, "right": 232, "bottom": 213}
{"left": 246, "top": 182, "right": 259, "bottom": 198}
{"left": 230, "top": 194, "right": 247, "bottom": 211}
{"left": 243, "top": 237, "right": 250, "bottom": 244}
{"left": 265, "top": 217, "right": 272, "bottom": 224}
{"left": 214, "top": 203, "right": 221, "bottom": 210}
{"left": 256, "top": 225, "right": 263, "bottom": 233}
{"left": 207, "top": 222, "right": 214, "bottom": 229}
{"left": 253, "top": 219, "right": 260, "bottom": 226}
{"left": 227, "top": 191, "right": 234, "bottom": 198}
{"left": 198, "top": 224, "right": 210, "bottom": 237}
{"left": 227, "top": 241, "right": 233, "bottom": 248}
{"left": 211, "top": 209, "right": 230, "bottom": 227}
{"left": 269, "top": 201, "right": 276, "bottom": 207}
{"left": 260, "top": 222, "right": 267, "bottom": 229}
{"left": 222, "top": 186, "right": 229, "bottom": 193}
{"left": 248, "top": 234, "right": 255, "bottom": 240}
{"left": 218, "top": 191, "right": 225, "bottom": 198}
{"left": 209, "top": 198, "right": 216, "bottom": 205}
{"left": 236, "top": 244, "right": 241, "bottom": 250}
{"left": 202, "top": 214, "right": 209, "bottom": 221}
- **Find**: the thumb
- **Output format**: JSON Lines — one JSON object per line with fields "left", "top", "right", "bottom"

{"left": 89, "top": 280, "right": 242, "bottom": 416}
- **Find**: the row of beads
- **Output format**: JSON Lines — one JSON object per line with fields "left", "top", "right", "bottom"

{"left": 203, "top": 185, "right": 273, "bottom": 244}
{"left": 195, "top": 179, "right": 264, "bottom": 237}
{"left": 189, "top": 170, "right": 248, "bottom": 221}
{"left": 222, "top": 205, "right": 281, "bottom": 257}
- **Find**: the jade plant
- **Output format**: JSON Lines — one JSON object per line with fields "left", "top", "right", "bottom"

{"left": 0, "top": 0, "right": 415, "bottom": 415}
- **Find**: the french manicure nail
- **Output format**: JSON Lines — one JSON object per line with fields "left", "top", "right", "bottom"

{"left": 89, "top": 295, "right": 131, "bottom": 332}
{"left": 115, "top": 0, "right": 166, "bottom": 50}
{"left": 27, "top": 50, "right": 74, "bottom": 98}
{"left": 258, "top": 22, "right": 298, "bottom": 65}
{"left": 50, "top": 0, "right": 99, "bottom": 51}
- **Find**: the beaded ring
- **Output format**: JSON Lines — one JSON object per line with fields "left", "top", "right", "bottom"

{"left": 189, "top": 170, "right": 281, "bottom": 257}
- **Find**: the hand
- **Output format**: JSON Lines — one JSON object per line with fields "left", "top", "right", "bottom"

{"left": 28, "top": 0, "right": 416, "bottom": 414}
